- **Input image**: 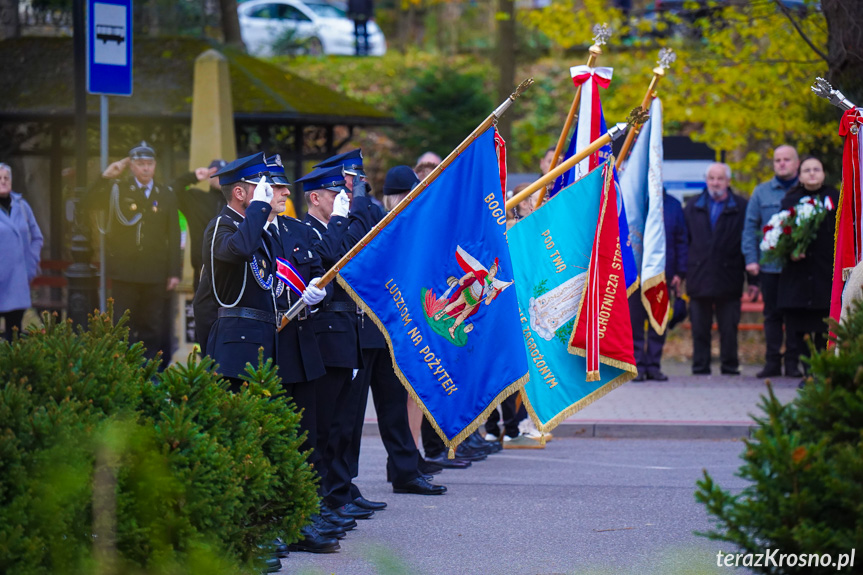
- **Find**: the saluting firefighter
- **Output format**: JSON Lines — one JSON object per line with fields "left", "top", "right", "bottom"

{"left": 90, "top": 141, "right": 185, "bottom": 363}
{"left": 193, "top": 152, "right": 327, "bottom": 391}
{"left": 297, "top": 154, "right": 380, "bottom": 524}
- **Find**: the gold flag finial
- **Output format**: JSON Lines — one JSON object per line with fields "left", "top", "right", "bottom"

{"left": 626, "top": 106, "right": 650, "bottom": 127}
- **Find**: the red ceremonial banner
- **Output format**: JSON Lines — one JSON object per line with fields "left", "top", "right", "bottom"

{"left": 831, "top": 108, "right": 863, "bottom": 328}
{"left": 569, "top": 163, "right": 636, "bottom": 381}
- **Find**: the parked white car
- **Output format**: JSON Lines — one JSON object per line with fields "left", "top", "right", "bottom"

{"left": 238, "top": 0, "right": 387, "bottom": 56}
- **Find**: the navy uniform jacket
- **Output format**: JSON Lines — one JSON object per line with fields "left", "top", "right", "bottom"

{"left": 194, "top": 200, "right": 277, "bottom": 379}
{"left": 303, "top": 195, "right": 380, "bottom": 367}
{"left": 89, "top": 175, "right": 182, "bottom": 283}
{"left": 272, "top": 214, "right": 330, "bottom": 383}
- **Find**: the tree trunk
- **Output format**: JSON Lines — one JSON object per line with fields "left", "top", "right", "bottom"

{"left": 822, "top": 0, "right": 863, "bottom": 101}
{"left": 219, "top": 0, "right": 244, "bottom": 48}
{"left": 0, "top": 0, "right": 19, "bottom": 40}
{"left": 495, "top": 0, "right": 515, "bottom": 143}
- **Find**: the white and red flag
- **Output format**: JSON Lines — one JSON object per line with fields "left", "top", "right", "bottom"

{"left": 569, "top": 65, "right": 614, "bottom": 182}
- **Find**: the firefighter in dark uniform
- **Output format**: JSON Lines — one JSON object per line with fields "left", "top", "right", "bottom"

{"left": 194, "top": 153, "right": 327, "bottom": 390}
{"left": 313, "top": 156, "right": 448, "bottom": 511}
{"left": 89, "top": 141, "right": 183, "bottom": 363}
{"left": 195, "top": 154, "right": 340, "bottom": 554}
{"left": 297, "top": 159, "right": 378, "bottom": 524}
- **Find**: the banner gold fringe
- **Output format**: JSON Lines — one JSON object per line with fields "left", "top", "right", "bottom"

{"left": 586, "top": 370, "right": 600, "bottom": 382}
{"left": 520, "top": 366, "right": 636, "bottom": 435}
{"left": 640, "top": 271, "right": 669, "bottom": 335}
{"left": 336, "top": 275, "right": 529, "bottom": 457}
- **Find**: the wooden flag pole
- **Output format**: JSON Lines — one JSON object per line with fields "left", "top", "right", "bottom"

{"left": 279, "top": 78, "right": 535, "bottom": 328}
{"left": 536, "top": 28, "right": 610, "bottom": 208}
{"left": 505, "top": 114, "right": 640, "bottom": 212}
{"left": 614, "top": 48, "right": 676, "bottom": 172}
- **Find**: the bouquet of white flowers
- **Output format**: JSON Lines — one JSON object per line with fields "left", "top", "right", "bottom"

{"left": 759, "top": 195, "right": 834, "bottom": 265}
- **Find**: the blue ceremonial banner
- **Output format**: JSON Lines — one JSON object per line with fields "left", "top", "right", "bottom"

{"left": 338, "top": 127, "right": 528, "bottom": 452}
{"left": 509, "top": 162, "right": 635, "bottom": 432}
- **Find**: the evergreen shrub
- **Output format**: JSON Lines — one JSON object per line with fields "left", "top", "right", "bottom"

{"left": 696, "top": 301, "right": 863, "bottom": 573}
{"left": 0, "top": 310, "right": 318, "bottom": 574}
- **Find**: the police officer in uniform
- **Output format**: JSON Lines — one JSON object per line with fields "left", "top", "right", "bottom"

{"left": 297, "top": 159, "right": 378, "bottom": 524}
{"left": 90, "top": 141, "right": 182, "bottom": 363}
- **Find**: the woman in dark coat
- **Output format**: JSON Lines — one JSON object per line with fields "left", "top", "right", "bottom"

{"left": 777, "top": 156, "right": 840, "bottom": 373}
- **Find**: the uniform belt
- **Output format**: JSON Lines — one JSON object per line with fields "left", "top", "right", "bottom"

{"left": 324, "top": 301, "right": 357, "bottom": 313}
{"left": 218, "top": 307, "right": 276, "bottom": 324}
{"left": 278, "top": 306, "right": 309, "bottom": 321}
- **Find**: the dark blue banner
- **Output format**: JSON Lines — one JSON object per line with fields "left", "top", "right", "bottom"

{"left": 338, "top": 128, "right": 528, "bottom": 451}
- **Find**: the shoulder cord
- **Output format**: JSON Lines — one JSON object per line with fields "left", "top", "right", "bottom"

{"left": 210, "top": 216, "right": 247, "bottom": 308}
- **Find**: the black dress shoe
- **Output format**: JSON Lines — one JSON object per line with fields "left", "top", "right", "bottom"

{"left": 319, "top": 507, "right": 357, "bottom": 530}
{"left": 786, "top": 368, "right": 804, "bottom": 378}
{"left": 272, "top": 538, "right": 289, "bottom": 558}
{"left": 393, "top": 476, "right": 447, "bottom": 495}
{"left": 756, "top": 365, "right": 782, "bottom": 378}
{"left": 692, "top": 368, "right": 711, "bottom": 375}
{"left": 333, "top": 502, "right": 374, "bottom": 520}
{"left": 454, "top": 445, "right": 488, "bottom": 461}
{"left": 418, "top": 458, "right": 443, "bottom": 475}
{"left": 354, "top": 496, "right": 387, "bottom": 511}
{"left": 646, "top": 370, "right": 668, "bottom": 381}
{"left": 633, "top": 371, "right": 647, "bottom": 382}
{"left": 720, "top": 368, "right": 741, "bottom": 375}
{"left": 288, "top": 525, "right": 340, "bottom": 554}
{"left": 312, "top": 514, "right": 347, "bottom": 538}
{"left": 262, "top": 556, "right": 282, "bottom": 573}
{"left": 425, "top": 453, "right": 472, "bottom": 469}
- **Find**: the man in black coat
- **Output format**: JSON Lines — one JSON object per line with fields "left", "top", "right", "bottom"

{"left": 684, "top": 163, "right": 752, "bottom": 376}
{"left": 89, "top": 142, "right": 183, "bottom": 363}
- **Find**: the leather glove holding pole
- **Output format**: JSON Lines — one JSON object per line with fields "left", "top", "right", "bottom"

{"left": 278, "top": 78, "right": 535, "bottom": 331}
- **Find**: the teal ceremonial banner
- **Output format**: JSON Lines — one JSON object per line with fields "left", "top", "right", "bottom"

{"left": 509, "top": 162, "right": 635, "bottom": 432}
{"left": 337, "top": 127, "right": 529, "bottom": 452}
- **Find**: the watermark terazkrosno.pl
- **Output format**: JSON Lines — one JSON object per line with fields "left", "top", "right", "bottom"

{"left": 717, "top": 549, "right": 856, "bottom": 570}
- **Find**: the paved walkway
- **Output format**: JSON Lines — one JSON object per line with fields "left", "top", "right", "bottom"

{"left": 363, "top": 360, "right": 802, "bottom": 440}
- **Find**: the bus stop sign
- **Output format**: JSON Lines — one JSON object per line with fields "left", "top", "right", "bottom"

{"left": 87, "top": 0, "right": 133, "bottom": 95}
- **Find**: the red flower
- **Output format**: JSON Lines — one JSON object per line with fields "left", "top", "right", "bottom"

{"left": 783, "top": 226, "right": 792, "bottom": 235}
{"left": 763, "top": 225, "right": 773, "bottom": 233}
{"left": 788, "top": 207, "right": 796, "bottom": 216}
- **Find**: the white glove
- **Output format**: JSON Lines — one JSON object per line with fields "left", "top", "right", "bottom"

{"left": 252, "top": 177, "right": 273, "bottom": 203}
{"left": 301, "top": 278, "right": 326, "bottom": 306}
{"left": 332, "top": 190, "right": 350, "bottom": 218}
